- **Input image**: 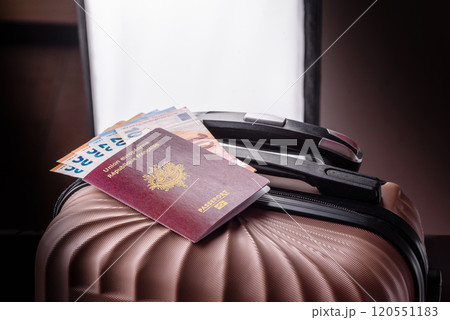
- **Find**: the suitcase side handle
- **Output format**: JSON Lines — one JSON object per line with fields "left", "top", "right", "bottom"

{"left": 229, "top": 145, "right": 382, "bottom": 203}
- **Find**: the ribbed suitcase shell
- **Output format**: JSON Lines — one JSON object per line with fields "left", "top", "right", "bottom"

{"left": 35, "top": 182, "right": 422, "bottom": 301}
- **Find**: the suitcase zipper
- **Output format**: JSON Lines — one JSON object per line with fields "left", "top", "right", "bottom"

{"left": 268, "top": 188, "right": 359, "bottom": 215}
{"left": 263, "top": 188, "right": 426, "bottom": 269}
{"left": 255, "top": 187, "right": 427, "bottom": 301}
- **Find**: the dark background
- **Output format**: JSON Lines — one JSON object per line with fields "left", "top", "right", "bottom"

{"left": 0, "top": 0, "right": 448, "bottom": 301}
{"left": 321, "top": 0, "right": 450, "bottom": 236}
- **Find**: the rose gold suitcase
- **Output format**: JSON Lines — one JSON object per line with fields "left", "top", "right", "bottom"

{"left": 35, "top": 172, "right": 438, "bottom": 301}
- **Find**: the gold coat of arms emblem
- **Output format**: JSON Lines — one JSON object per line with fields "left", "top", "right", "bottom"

{"left": 142, "top": 162, "right": 189, "bottom": 191}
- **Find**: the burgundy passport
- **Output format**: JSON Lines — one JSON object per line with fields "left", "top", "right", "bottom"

{"left": 84, "top": 128, "right": 270, "bottom": 242}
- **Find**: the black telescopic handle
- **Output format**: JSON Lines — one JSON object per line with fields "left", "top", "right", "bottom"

{"left": 196, "top": 111, "right": 364, "bottom": 172}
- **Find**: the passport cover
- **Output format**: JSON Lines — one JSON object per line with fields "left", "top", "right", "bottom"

{"left": 84, "top": 128, "right": 269, "bottom": 242}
